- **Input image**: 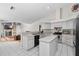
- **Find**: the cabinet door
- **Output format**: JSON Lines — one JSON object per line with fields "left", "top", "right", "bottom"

{"left": 54, "top": 22, "right": 62, "bottom": 27}
{"left": 67, "top": 20, "right": 73, "bottom": 29}
{"left": 42, "top": 23, "right": 51, "bottom": 29}
{"left": 62, "top": 20, "right": 74, "bottom": 29}
{"left": 22, "top": 36, "right": 28, "bottom": 49}
{"left": 50, "top": 38, "right": 58, "bottom": 56}
{"left": 28, "top": 39, "right": 34, "bottom": 49}
{"left": 62, "top": 22, "right": 67, "bottom": 29}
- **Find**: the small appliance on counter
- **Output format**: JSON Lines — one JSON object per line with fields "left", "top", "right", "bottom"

{"left": 53, "top": 27, "right": 62, "bottom": 43}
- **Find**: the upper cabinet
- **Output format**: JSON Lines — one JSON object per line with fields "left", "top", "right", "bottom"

{"left": 51, "top": 19, "right": 74, "bottom": 29}
{"left": 51, "top": 22, "right": 62, "bottom": 29}
{"left": 62, "top": 20, "right": 74, "bottom": 29}
{"left": 41, "top": 23, "right": 51, "bottom": 29}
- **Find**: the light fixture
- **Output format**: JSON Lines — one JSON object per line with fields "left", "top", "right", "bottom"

{"left": 10, "top": 6, "right": 15, "bottom": 10}
{"left": 72, "top": 4, "right": 79, "bottom": 12}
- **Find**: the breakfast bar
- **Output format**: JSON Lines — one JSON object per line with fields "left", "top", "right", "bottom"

{"left": 39, "top": 35, "right": 58, "bottom": 56}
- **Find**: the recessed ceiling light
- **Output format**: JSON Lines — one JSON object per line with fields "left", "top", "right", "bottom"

{"left": 46, "top": 6, "right": 51, "bottom": 10}
{"left": 47, "top": 6, "right": 51, "bottom": 9}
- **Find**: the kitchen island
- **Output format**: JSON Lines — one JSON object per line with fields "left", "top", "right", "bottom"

{"left": 39, "top": 35, "right": 58, "bottom": 56}
{"left": 22, "top": 32, "right": 34, "bottom": 50}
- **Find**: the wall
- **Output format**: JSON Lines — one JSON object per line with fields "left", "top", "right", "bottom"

{"left": 20, "top": 23, "right": 31, "bottom": 33}
{"left": 0, "top": 21, "right": 3, "bottom": 37}
{"left": 30, "top": 22, "right": 41, "bottom": 32}
{"left": 30, "top": 14, "right": 56, "bottom": 32}
{"left": 61, "top": 4, "right": 78, "bottom": 19}
{"left": 53, "top": 4, "right": 79, "bottom": 20}
{"left": 55, "top": 8, "right": 61, "bottom": 20}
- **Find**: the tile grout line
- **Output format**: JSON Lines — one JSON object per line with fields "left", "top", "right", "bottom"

{"left": 60, "top": 43, "right": 63, "bottom": 56}
{"left": 67, "top": 44, "right": 68, "bottom": 56}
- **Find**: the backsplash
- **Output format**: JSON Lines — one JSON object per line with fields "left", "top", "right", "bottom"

{"left": 62, "top": 29, "right": 73, "bottom": 34}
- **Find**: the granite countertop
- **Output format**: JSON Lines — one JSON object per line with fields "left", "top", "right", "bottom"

{"left": 39, "top": 34, "right": 57, "bottom": 43}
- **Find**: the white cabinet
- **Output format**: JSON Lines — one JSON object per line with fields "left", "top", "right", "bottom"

{"left": 51, "top": 19, "right": 74, "bottom": 29}
{"left": 39, "top": 35, "right": 58, "bottom": 56}
{"left": 22, "top": 34, "right": 34, "bottom": 50}
{"left": 55, "top": 22, "right": 62, "bottom": 27}
{"left": 51, "top": 22, "right": 62, "bottom": 29}
{"left": 42, "top": 23, "right": 51, "bottom": 29}
{"left": 62, "top": 21, "right": 67, "bottom": 29}
{"left": 62, "top": 20, "right": 74, "bottom": 29}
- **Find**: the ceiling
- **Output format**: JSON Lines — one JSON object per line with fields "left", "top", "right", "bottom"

{"left": 0, "top": 3, "right": 73, "bottom": 24}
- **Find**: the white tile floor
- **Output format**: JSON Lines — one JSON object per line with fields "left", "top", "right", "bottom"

{"left": 0, "top": 34, "right": 75, "bottom": 56}
{"left": 0, "top": 41, "right": 39, "bottom": 56}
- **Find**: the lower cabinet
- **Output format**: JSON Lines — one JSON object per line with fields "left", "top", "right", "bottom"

{"left": 22, "top": 34, "right": 34, "bottom": 50}
{"left": 39, "top": 37, "right": 58, "bottom": 56}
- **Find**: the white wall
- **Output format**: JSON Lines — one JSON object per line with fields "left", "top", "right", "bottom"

{"left": 61, "top": 4, "right": 79, "bottom": 19}
{"left": 30, "top": 22, "right": 42, "bottom": 32}
{"left": 55, "top": 8, "right": 61, "bottom": 20}
{"left": 0, "top": 21, "right": 3, "bottom": 37}
{"left": 53, "top": 4, "right": 78, "bottom": 20}
{"left": 21, "top": 23, "right": 31, "bottom": 33}
{"left": 30, "top": 14, "right": 56, "bottom": 32}
{"left": 16, "top": 24, "right": 22, "bottom": 35}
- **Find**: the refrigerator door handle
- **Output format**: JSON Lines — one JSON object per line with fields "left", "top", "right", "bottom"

{"left": 73, "top": 41, "right": 76, "bottom": 47}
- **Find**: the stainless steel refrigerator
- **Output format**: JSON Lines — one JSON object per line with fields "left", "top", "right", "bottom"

{"left": 73, "top": 15, "right": 79, "bottom": 56}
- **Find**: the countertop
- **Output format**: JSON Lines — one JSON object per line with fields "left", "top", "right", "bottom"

{"left": 39, "top": 34, "right": 57, "bottom": 43}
